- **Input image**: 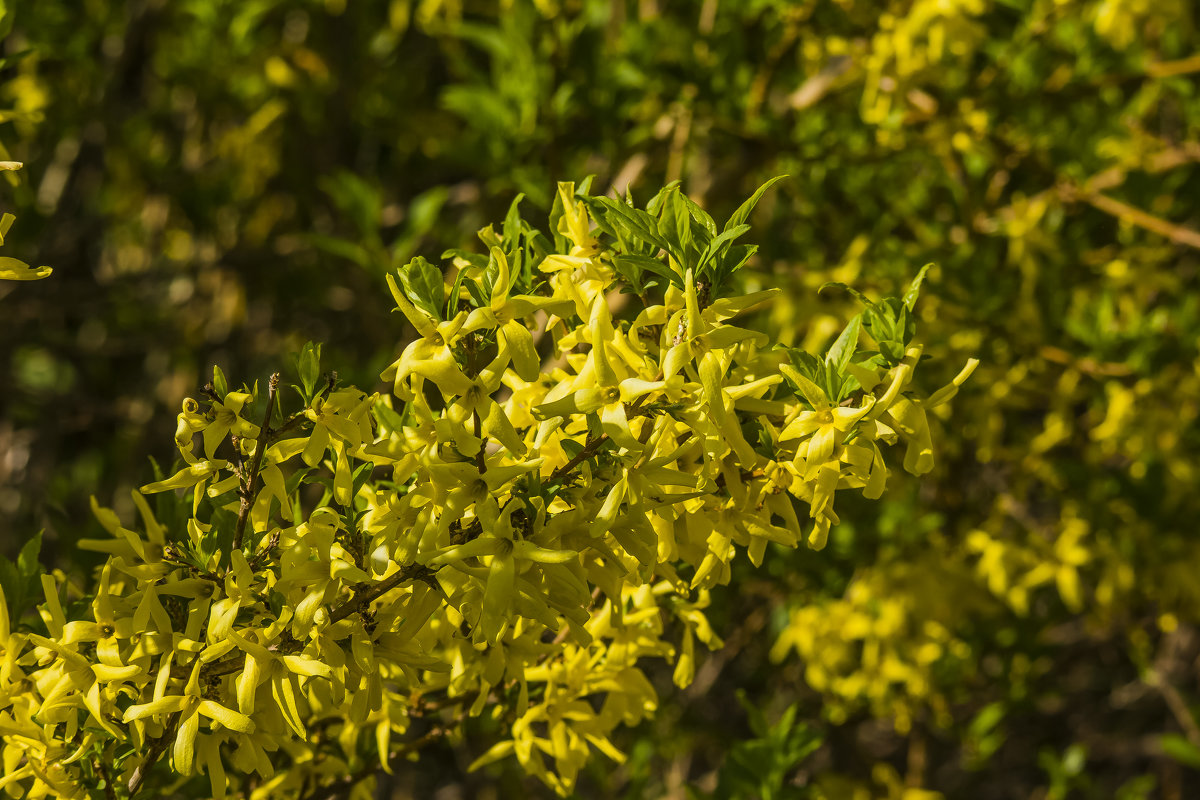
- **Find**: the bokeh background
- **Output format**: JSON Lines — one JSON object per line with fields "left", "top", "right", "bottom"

{"left": 2, "top": 0, "right": 1199, "bottom": 797}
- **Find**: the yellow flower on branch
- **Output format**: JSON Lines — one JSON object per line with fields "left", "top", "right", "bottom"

{"left": 122, "top": 661, "right": 255, "bottom": 775}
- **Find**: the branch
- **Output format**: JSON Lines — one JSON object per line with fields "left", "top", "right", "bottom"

{"left": 233, "top": 372, "right": 280, "bottom": 552}
{"left": 1082, "top": 192, "right": 1200, "bottom": 250}
{"left": 473, "top": 410, "right": 486, "bottom": 474}
{"left": 328, "top": 563, "right": 438, "bottom": 626}
{"left": 95, "top": 756, "right": 118, "bottom": 800}
{"left": 549, "top": 433, "right": 610, "bottom": 483}
{"left": 127, "top": 711, "right": 181, "bottom": 798}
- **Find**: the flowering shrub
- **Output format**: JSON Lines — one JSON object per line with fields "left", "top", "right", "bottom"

{"left": 0, "top": 180, "right": 972, "bottom": 798}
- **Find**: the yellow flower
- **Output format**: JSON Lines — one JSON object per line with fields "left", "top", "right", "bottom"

{"left": 778, "top": 368, "right": 876, "bottom": 474}
{"left": 122, "top": 661, "right": 255, "bottom": 775}
{"left": 459, "top": 246, "right": 572, "bottom": 382}
{"left": 429, "top": 500, "right": 576, "bottom": 645}
{"left": 381, "top": 274, "right": 472, "bottom": 398}
{"left": 0, "top": 214, "right": 51, "bottom": 281}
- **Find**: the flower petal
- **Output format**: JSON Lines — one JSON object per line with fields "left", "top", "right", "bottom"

{"left": 198, "top": 699, "right": 256, "bottom": 733}
{"left": 173, "top": 707, "right": 200, "bottom": 774}
{"left": 122, "top": 695, "right": 188, "bottom": 723}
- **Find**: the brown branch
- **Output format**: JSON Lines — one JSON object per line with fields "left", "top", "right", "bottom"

{"left": 272, "top": 411, "right": 310, "bottom": 439}
{"left": 328, "top": 563, "right": 438, "bottom": 626}
{"left": 232, "top": 373, "right": 280, "bottom": 552}
{"left": 201, "top": 382, "right": 222, "bottom": 405}
{"left": 1147, "top": 53, "right": 1200, "bottom": 79}
{"left": 127, "top": 711, "right": 181, "bottom": 798}
{"left": 95, "top": 756, "right": 118, "bottom": 800}
{"left": 1147, "top": 667, "right": 1200, "bottom": 745}
{"left": 1082, "top": 192, "right": 1200, "bottom": 250}
{"left": 473, "top": 410, "right": 486, "bottom": 474}
{"left": 549, "top": 433, "right": 610, "bottom": 484}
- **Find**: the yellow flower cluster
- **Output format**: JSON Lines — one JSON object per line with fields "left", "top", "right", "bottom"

{"left": 771, "top": 547, "right": 982, "bottom": 735}
{"left": 0, "top": 180, "right": 970, "bottom": 798}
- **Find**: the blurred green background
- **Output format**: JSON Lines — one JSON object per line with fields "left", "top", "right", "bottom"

{"left": 2, "top": 0, "right": 1199, "bottom": 797}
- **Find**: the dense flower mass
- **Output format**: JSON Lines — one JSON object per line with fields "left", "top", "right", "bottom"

{"left": 0, "top": 181, "right": 971, "bottom": 798}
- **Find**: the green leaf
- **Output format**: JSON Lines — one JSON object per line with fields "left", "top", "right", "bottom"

{"left": 284, "top": 466, "right": 315, "bottom": 498}
{"left": 825, "top": 314, "right": 861, "bottom": 375}
{"left": 298, "top": 342, "right": 321, "bottom": 401}
{"left": 681, "top": 193, "right": 717, "bottom": 236}
{"left": 616, "top": 254, "right": 684, "bottom": 289}
{"left": 903, "top": 263, "right": 934, "bottom": 310}
{"left": 504, "top": 194, "right": 528, "bottom": 244}
{"left": 659, "top": 189, "right": 693, "bottom": 265}
{"left": 0, "top": 531, "right": 41, "bottom": 626}
{"left": 212, "top": 365, "right": 228, "bottom": 400}
{"left": 645, "top": 181, "right": 680, "bottom": 216}
{"left": 17, "top": 532, "right": 41, "bottom": 580}
{"left": 447, "top": 260, "right": 474, "bottom": 316}
{"left": 1160, "top": 734, "right": 1200, "bottom": 768}
{"left": 588, "top": 197, "right": 673, "bottom": 256}
{"left": 818, "top": 281, "right": 872, "bottom": 307}
{"left": 724, "top": 175, "right": 787, "bottom": 233}
{"left": 351, "top": 461, "right": 375, "bottom": 501}
{"left": 398, "top": 256, "right": 446, "bottom": 320}
{"left": 373, "top": 400, "right": 406, "bottom": 434}
{"left": 696, "top": 224, "right": 750, "bottom": 277}
{"left": 716, "top": 244, "right": 758, "bottom": 281}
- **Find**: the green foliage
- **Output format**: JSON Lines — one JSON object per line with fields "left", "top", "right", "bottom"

{"left": 0, "top": 532, "right": 42, "bottom": 627}
{"left": 698, "top": 694, "right": 821, "bottom": 800}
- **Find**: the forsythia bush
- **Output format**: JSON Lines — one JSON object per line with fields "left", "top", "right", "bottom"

{"left": 0, "top": 180, "right": 973, "bottom": 798}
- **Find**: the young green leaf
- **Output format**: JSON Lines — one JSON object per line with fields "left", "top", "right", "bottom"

{"left": 398, "top": 256, "right": 446, "bottom": 320}
{"left": 212, "top": 365, "right": 229, "bottom": 400}
{"left": 903, "top": 263, "right": 934, "bottom": 310}
{"left": 298, "top": 342, "right": 321, "bottom": 401}
{"left": 724, "top": 175, "right": 787, "bottom": 233}
{"left": 825, "top": 314, "right": 862, "bottom": 375}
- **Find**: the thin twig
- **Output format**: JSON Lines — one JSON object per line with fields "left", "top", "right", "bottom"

{"left": 549, "top": 433, "right": 610, "bottom": 483}
{"left": 95, "top": 756, "right": 118, "bottom": 800}
{"left": 127, "top": 711, "right": 181, "bottom": 797}
{"left": 1082, "top": 192, "right": 1200, "bottom": 250}
{"left": 232, "top": 373, "right": 280, "bottom": 552}
{"left": 473, "top": 410, "right": 486, "bottom": 474}
{"left": 272, "top": 411, "right": 309, "bottom": 438}
{"left": 201, "top": 382, "right": 222, "bottom": 405}
{"left": 328, "top": 563, "right": 438, "bottom": 625}
{"left": 1147, "top": 667, "right": 1200, "bottom": 745}
{"left": 228, "top": 434, "right": 245, "bottom": 477}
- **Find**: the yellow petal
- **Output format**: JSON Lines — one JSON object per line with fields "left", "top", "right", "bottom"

{"left": 888, "top": 398, "right": 935, "bottom": 475}
{"left": 468, "top": 740, "right": 516, "bottom": 772}
{"left": 601, "top": 402, "right": 642, "bottom": 452}
{"left": 141, "top": 461, "right": 225, "bottom": 493}
{"left": 198, "top": 699, "right": 256, "bottom": 733}
{"left": 480, "top": 551, "right": 516, "bottom": 644}
{"left": 280, "top": 654, "right": 333, "bottom": 678}
{"left": 927, "top": 357, "right": 980, "bottom": 408}
{"left": 502, "top": 319, "right": 541, "bottom": 382}
{"left": 123, "top": 695, "right": 189, "bottom": 722}
{"left": 0, "top": 256, "right": 52, "bottom": 280}
{"left": 174, "top": 708, "right": 200, "bottom": 774}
